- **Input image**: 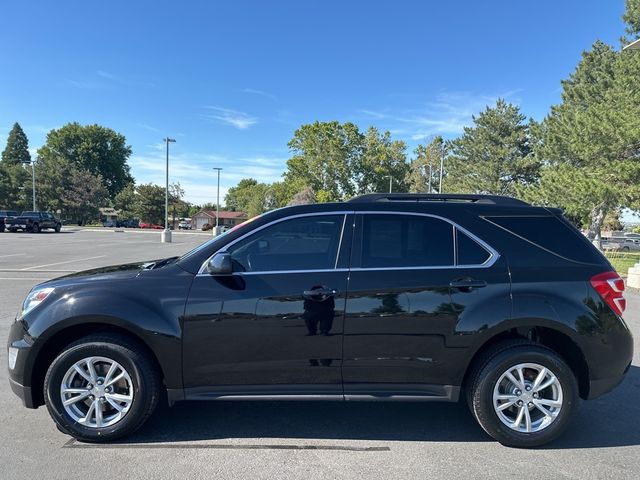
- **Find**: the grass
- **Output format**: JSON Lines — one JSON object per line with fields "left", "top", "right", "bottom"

{"left": 604, "top": 251, "right": 640, "bottom": 276}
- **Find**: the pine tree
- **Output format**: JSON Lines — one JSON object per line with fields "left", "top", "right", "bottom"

{"left": 1, "top": 122, "right": 31, "bottom": 165}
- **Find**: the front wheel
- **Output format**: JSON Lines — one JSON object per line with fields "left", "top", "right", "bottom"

{"left": 44, "top": 334, "right": 160, "bottom": 442}
{"left": 55, "top": 223, "right": 61, "bottom": 233}
{"left": 468, "top": 342, "right": 578, "bottom": 448}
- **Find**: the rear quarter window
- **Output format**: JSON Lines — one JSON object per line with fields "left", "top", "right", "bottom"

{"left": 484, "top": 215, "right": 603, "bottom": 264}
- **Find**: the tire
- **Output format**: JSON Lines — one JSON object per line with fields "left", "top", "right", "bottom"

{"left": 55, "top": 223, "right": 61, "bottom": 233}
{"left": 9, "top": 228, "right": 16, "bottom": 233}
{"left": 30, "top": 222, "right": 40, "bottom": 233}
{"left": 44, "top": 333, "right": 160, "bottom": 442}
{"left": 467, "top": 341, "right": 578, "bottom": 448}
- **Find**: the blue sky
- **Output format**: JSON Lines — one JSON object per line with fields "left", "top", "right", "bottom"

{"left": 0, "top": 0, "right": 628, "bottom": 205}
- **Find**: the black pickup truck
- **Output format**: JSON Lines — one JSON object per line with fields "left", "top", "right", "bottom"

{"left": 0, "top": 210, "right": 20, "bottom": 233}
{"left": 6, "top": 211, "right": 62, "bottom": 233}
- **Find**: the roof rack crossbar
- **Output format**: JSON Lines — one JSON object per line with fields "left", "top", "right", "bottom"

{"left": 347, "top": 193, "right": 529, "bottom": 206}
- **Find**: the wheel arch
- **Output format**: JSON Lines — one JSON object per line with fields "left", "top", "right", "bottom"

{"left": 28, "top": 322, "right": 166, "bottom": 408}
{"left": 462, "top": 325, "right": 590, "bottom": 399}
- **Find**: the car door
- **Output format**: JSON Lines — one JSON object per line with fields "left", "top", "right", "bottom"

{"left": 342, "top": 212, "right": 510, "bottom": 399}
{"left": 183, "top": 212, "right": 353, "bottom": 398}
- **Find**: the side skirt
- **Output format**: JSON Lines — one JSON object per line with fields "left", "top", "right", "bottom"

{"left": 169, "top": 384, "right": 460, "bottom": 404}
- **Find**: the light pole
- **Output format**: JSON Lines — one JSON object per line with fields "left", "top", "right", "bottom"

{"left": 439, "top": 140, "right": 445, "bottom": 193}
{"left": 31, "top": 161, "right": 35, "bottom": 210}
{"left": 213, "top": 167, "right": 222, "bottom": 235}
{"left": 387, "top": 175, "right": 393, "bottom": 193}
{"left": 162, "top": 137, "right": 176, "bottom": 243}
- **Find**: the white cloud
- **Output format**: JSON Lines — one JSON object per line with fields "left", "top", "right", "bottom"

{"left": 359, "top": 89, "right": 523, "bottom": 141}
{"left": 241, "top": 88, "right": 276, "bottom": 100}
{"left": 201, "top": 106, "right": 257, "bottom": 130}
{"left": 129, "top": 150, "right": 285, "bottom": 204}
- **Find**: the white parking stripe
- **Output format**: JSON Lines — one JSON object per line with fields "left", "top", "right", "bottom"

{"left": 21, "top": 255, "right": 106, "bottom": 271}
{"left": 0, "top": 253, "right": 27, "bottom": 258}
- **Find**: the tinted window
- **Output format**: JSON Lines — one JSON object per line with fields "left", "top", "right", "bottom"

{"left": 486, "top": 215, "right": 602, "bottom": 264}
{"left": 457, "top": 230, "right": 491, "bottom": 265}
{"left": 228, "top": 215, "right": 344, "bottom": 272}
{"left": 361, "top": 214, "right": 454, "bottom": 268}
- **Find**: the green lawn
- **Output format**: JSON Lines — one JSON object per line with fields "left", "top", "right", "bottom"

{"left": 605, "top": 251, "right": 640, "bottom": 276}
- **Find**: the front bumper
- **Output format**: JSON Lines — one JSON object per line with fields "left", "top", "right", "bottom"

{"left": 8, "top": 377, "right": 36, "bottom": 408}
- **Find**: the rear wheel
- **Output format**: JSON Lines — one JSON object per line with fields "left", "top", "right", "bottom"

{"left": 55, "top": 223, "right": 61, "bottom": 233}
{"left": 44, "top": 334, "right": 160, "bottom": 442}
{"left": 467, "top": 342, "right": 578, "bottom": 447}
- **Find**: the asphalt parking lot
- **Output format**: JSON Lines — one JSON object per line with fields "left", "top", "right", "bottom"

{"left": 1, "top": 228, "right": 639, "bottom": 479}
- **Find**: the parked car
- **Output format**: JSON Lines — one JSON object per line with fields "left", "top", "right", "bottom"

{"left": 6, "top": 211, "right": 62, "bottom": 233}
{"left": 619, "top": 238, "right": 640, "bottom": 252}
{"left": 102, "top": 219, "right": 117, "bottom": 228}
{"left": 139, "top": 222, "right": 163, "bottom": 229}
{"left": 0, "top": 210, "right": 20, "bottom": 233}
{"left": 8, "top": 194, "right": 632, "bottom": 447}
{"left": 178, "top": 220, "right": 191, "bottom": 230}
{"left": 117, "top": 219, "right": 140, "bottom": 228}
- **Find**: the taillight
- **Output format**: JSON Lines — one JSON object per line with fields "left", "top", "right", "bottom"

{"left": 590, "top": 271, "right": 626, "bottom": 316}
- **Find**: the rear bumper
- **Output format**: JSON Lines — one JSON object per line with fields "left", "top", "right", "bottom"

{"left": 9, "top": 377, "right": 37, "bottom": 409}
{"left": 587, "top": 362, "right": 631, "bottom": 400}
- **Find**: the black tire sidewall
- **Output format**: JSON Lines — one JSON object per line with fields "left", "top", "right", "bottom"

{"left": 472, "top": 347, "right": 578, "bottom": 448}
{"left": 45, "top": 341, "right": 153, "bottom": 442}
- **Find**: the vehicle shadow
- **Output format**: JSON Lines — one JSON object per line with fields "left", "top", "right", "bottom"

{"left": 119, "top": 365, "right": 640, "bottom": 448}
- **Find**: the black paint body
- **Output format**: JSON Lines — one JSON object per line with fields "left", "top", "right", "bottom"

{"left": 8, "top": 200, "right": 634, "bottom": 408}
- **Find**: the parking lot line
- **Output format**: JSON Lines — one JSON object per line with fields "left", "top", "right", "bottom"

{"left": 0, "top": 253, "right": 27, "bottom": 258}
{"left": 21, "top": 255, "right": 106, "bottom": 271}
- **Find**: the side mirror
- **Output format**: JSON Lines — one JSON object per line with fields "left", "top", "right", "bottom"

{"left": 207, "top": 252, "right": 233, "bottom": 275}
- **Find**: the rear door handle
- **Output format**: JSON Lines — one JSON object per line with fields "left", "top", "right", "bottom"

{"left": 303, "top": 288, "right": 338, "bottom": 298}
{"left": 449, "top": 278, "right": 487, "bottom": 290}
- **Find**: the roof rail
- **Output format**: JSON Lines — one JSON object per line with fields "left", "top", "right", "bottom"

{"left": 347, "top": 193, "right": 530, "bottom": 206}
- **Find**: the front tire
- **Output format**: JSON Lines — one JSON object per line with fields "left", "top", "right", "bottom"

{"left": 44, "top": 333, "right": 160, "bottom": 442}
{"left": 468, "top": 342, "right": 578, "bottom": 448}
{"left": 55, "top": 223, "right": 61, "bottom": 233}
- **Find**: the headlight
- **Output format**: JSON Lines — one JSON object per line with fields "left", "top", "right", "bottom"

{"left": 21, "top": 287, "right": 55, "bottom": 317}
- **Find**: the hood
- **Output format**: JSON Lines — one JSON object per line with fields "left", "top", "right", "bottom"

{"left": 40, "top": 257, "right": 179, "bottom": 287}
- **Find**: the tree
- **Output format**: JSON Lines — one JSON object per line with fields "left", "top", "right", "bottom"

{"left": 523, "top": 40, "right": 640, "bottom": 245}
{"left": 623, "top": 0, "right": 640, "bottom": 42}
{"left": 60, "top": 169, "right": 109, "bottom": 224}
{"left": 356, "top": 127, "right": 408, "bottom": 194}
{"left": 406, "top": 136, "right": 444, "bottom": 193}
{"left": 36, "top": 123, "right": 133, "bottom": 198}
{"left": 443, "top": 99, "right": 539, "bottom": 196}
{"left": 133, "top": 184, "right": 165, "bottom": 224}
{"left": 284, "top": 121, "right": 364, "bottom": 202}
{"left": 0, "top": 123, "right": 31, "bottom": 209}
{"left": 169, "top": 182, "right": 191, "bottom": 225}
{"left": 113, "top": 183, "right": 137, "bottom": 218}
{"left": 2, "top": 122, "right": 31, "bottom": 165}
{"left": 225, "top": 178, "right": 260, "bottom": 211}
{"left": 288, "top": 186, "right": 316, "bottom": 206}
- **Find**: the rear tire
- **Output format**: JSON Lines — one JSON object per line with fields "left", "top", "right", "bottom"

{"left": 55, "top": 223, "right": 61, "bottom": 233}
{"left": 467, "top": 341, "right": 578, "bottom": 448}
{"left": 44, "top": 333, "right": 160, "bottom": 442}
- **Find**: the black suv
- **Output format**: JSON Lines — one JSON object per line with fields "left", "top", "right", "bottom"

{"left": 8, "top": 194, "right": 633, "bottom": 447}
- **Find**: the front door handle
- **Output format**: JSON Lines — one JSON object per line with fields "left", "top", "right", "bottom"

{"left": 303, "top": 287, "right": 338, "bottom": 298}
{"left": 449, "top": 278, "right": 487, "bottom": 291}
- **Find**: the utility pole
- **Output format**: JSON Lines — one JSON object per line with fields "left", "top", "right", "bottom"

{"left": 162, "top": 137, "right": 176, "bottom": 243}
{"left": 387, "top": 175, "right": 393, "bottom": 193}
{"left": 213, "top": 167, "right": 222, "bottom": 235}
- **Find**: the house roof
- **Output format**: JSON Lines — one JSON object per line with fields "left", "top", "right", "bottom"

{"left": 193, "top": 210, "right": 247, "bottom": 219}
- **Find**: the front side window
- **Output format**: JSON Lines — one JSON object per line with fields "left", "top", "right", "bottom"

{"left": 360, "top": 214, "right": 454, "bottom": 268}
{"left": 227, "top": 215, "right": 345, "bottom": 272}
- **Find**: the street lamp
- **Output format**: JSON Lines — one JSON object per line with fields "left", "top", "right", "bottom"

{"left": 439, "top": 141, "right": 446, "bottom": 193}
{"left": 22, "top": 158, "right": 36, "bottom": 210}
{"left": 213, "top": 167, "right": 222, "bottom": 235}
{"left": 162, "top": 137, "right": 176, "bottom": 243}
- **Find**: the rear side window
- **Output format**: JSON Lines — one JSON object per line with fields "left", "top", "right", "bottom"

{"left": 361, "top": 214, "right": 454, "bottom": 268}
{"left": 485, "top": 215, "right": 601, "bottom": 264}
{"left": 457, "top": 230, "right": 491, "bottom": 265}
